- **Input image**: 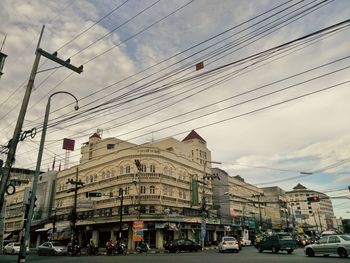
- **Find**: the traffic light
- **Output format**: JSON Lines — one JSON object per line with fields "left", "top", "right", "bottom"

{"left": 307, "top": 196, "right": 320, "bottom": 202}
{"left": 85, "top": 192, "right": 102, "bottom": 198}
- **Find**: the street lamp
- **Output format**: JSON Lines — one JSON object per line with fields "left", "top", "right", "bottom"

{"left": 18, "top": 91, "right": 79, "bottom": 261}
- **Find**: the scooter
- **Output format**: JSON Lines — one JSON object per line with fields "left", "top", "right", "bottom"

{"left": 136, "top": 242, "right": 149, "bottom": 253}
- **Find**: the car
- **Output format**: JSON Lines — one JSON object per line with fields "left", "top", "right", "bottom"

{"left": 164, "top": 238, "right": 201, "bottom": 253}
{"left": 258, "top": 233, "right": 298, "bottom": 254}
{"left": 37, "top": 241, "right": 67, "bottom": 256}
{"left": 4, "top": 242, "right": 29, "bottom": 255}
{"left": 304, "top": 234, "right": 350, "bottom": 258}
{"left": 218, "top": 236, "right": 239, "bottom": 253}
{"left": 241, "top": 238, "right": 252, "bottom": 246}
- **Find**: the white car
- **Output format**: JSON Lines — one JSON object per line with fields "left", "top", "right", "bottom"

{"left": 218, "top": 236, "right": 239, "bottom": 253}
{"left": 241, "top": 238, "right": 252, "bottom": 246}
{"left": 4, "top": 242, "right": 29, "bottom": 255}
{"left": 304, "top": 234, "right": 350, "bottom": 258}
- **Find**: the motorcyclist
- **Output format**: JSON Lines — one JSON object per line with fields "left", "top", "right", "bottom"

{"left": 106, "top": 239, "right": 114, "bottom": 255}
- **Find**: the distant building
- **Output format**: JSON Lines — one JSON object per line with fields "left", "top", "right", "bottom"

{"left": 261, "top": 186, "right": 288, "bottom": 231}
{"left": 285, "top": 183, "right": 335, "bottom": 233}
{"left": 212, "top": 168, "right": 267, "bottom": 238}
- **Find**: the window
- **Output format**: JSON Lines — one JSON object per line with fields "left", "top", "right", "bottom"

{"left": 150, "top": 185, "right": 155, "bottom": 194}
{"left": 141, "top": 164, "right": 146, "bottom": 172}
{"left": 139, "top": 205, "right": 146, "bottom": 213}
{"left": 107, "top": 144, "right": 115, "bottom": 150}
{"left": 94, "top": 174, "right": 97, "bottom": 182}
{"left": 140, "top": 186, "right": 146, "bottom": 194}
{"left": 124, "top": 187, "right": 129, "bottom": 195}
{"left": 149, "top": 205, "right": 155, "bottom": 213}
{"left": 123, "top": 206, "right": 129, "bottom": 215}
{"left": 90, "top": 175, "right": 94, "bottom": 183}
{"left": 319, "top": 237, "right": 328, "bottom": 244}
{"left": 126, "top": 165, "right": 130, "bottom": 174}
{"left": 150, "top": 164, "right": 155, "bottom": 173}
{"left": 120, "top": 166, "right": 124, "bottom": 174}
{"left": 328, "top": 236, "right": 340, "bottom": 243}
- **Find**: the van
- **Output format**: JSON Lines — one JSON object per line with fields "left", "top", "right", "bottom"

{"left": 258, "top": 233, "right": 298, "bottom": 254}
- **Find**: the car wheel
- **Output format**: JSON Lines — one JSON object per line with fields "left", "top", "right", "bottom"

{"left": 287, "top": 249, "right": 293, "bottom": 254}
{"left": 338, "top": 248, "right": 348, "bottom": 258}
{"left": 306, "top": 248, "right": 315, "bottom": 257}
{"left": 12, "top": 249, "right": 15, "bottom": 255}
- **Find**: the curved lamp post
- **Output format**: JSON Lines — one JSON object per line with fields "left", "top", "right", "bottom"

{"left": 19, "top": 91, "right": 79, "bottom": 261}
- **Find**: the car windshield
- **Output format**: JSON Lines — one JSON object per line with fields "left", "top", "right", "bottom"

{"left": 52, "top": 242, "right": 65, "bottom": 246}
{"left": 279, "top": 235, "right": 293, "bottom": 240}
{"left": 223, "top": 237, "right": 236, "bottom": 241}
{"left": 340, "top": 235, "right": 350, "bottom": 241}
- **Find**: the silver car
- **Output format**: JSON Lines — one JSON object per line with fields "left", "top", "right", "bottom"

{"left": 37, "top": 241, "right": 67, "bottom": 256}
{"left": 304, "top": 234, "right": 350, "bottom": 258}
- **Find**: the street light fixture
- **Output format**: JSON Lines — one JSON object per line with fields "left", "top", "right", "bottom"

{"left": 18, "top": 91, "right": 79, "bottom": 261}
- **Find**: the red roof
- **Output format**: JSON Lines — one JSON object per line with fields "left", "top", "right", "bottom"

{"left": 182, "top": 130, "right": 206, "bottom": 143}
{"left": 89, "top": 133, "right": 101, "bottom": 139}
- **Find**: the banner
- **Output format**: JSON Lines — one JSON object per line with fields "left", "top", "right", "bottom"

{"left": 133, "top": 221, "right": 144, "bottom": 242}
{"left": 191, "top": 178, "right": 199, "bottom": 206}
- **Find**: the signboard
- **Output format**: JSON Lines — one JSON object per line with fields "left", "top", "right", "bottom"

{"left": 63, "top": 138, "right": 75, "bottom": 151}
{"left": 201, "top": 215, "right": 206, "bottom": 240}
{"left": 230, "top": 208, "right": 237, "bottom": 217}
{"left": 77, "top": 200, "right": 93, "bottom": 209}
{"left": 133, "top": 221, "right": 144, "bottom": 242}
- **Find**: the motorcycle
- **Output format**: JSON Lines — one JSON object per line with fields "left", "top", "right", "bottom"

{"left": 136, "top": 242, "right": 149, "bottom": 253}
{"left": 106, "top": 242, "right": 127, "bottom": 256}
{"left": 67, "top": 243, "right": 81, "bottom": 256}
{"left": 116, "top": 242, "right": 127, "bottom": 255}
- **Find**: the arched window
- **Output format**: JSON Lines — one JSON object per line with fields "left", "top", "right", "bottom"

{"left": 150, "top": 164, "right": 156, "bottom": 173}
{"left": 120, "top": 166, "right": 124, "bottom": 175}
{"left": 90, "top": 175, "right": 94, "bottom": 183}
{"left": 141, "top": 164, "right": 146, "bottom": 172}
{"left": 126, "top": 165, "right": 131, "bottom": 174}
{"left": 140, "top": 186, "right": 146, "bottom": 194}
{"left": 94, "top": 174, "right": 97, "bottom": 182}
{"left": 150, "top": 185, "right": 155, "bottom": 194}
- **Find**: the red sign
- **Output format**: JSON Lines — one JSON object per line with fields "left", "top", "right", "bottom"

{"left": 62, "top": 138, "right": 75, "bottom": 151}
{"left": 195, "top": 62, "right": 204, "bottom": 71}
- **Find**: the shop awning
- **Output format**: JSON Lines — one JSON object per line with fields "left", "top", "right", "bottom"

{"left": 48, "top": 226, "right": 70, "bottom": 233}
{"left": 35, "top": 228, "right": 51, "bottom": 232}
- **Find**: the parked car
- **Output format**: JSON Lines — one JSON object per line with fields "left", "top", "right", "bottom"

{"left": 4, "top": 242, "right": 29, "bottom": 255}
{"left": 164, "top": 238, "right": 201, "bottom": 253}
{"left": 304, "top": 234, "right": 350, "bottom": 258}
{"left": 37, "top": 241, "right": 67, "bottom": 256}
{"left": 218, "top": 236, "right": 239, "bottom": 253}
{"left": 258, "top": 233, "right": 298, "bottom": 254}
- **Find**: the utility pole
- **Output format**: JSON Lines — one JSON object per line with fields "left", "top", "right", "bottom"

{"left": 66, "top": 168, "right": 84, "bottom": 246}
{"left": 317, "top": 208, "right": 323, "bottom": 232}
{"left": 313, "top": 212, "right": 319, "bottom": 233}
{"left": 16, "top": 32, "right": 82, "bottom": 263}
{"left": 118, "top": 188, "right": 124, "bottom": 241}
{"left": 0, "top": 26, "right": 45, "bottom": 223}
{"left": 252, "top": 194, "right": 264, "bottom": 231}
{"left": 51, "top": 208, "right": 57, "bottom": 240}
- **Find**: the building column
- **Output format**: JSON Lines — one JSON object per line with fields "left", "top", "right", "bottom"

{"left": 110, "top": 229, "right": 116, "bottom": 241}
{"left": 92, "top": 230, "right": 99, "bottom": 247}
{"left": 36, "top": 234, "right": 41, "bottom": 248}
{"left": 155, "top": 229, "right": 163, "bottom": 250}
{"left": 128, "top": 225, "right": 134, "bottom": 250}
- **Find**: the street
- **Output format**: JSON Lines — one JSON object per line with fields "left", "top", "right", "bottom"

{"left": 0, "top": 247, "right": 349, "bottom": 263}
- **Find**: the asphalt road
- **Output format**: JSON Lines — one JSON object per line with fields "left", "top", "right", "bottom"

{"left": 0, "top": 246, "right": 349, "bottom": 263}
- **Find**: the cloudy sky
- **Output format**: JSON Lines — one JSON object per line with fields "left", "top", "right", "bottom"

{"left": 0, "top": 0, "right": 349, "bottom": 218}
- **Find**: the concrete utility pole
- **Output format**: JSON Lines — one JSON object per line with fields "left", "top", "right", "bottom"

{"left": 118, "top": 188, "right": 124, "bottom": 241}
{"left": 0, "top": 26, "right": 45, "bottom": 220}
{"left": 66, "top": 168, "right": 84, "bottom": 246}
{"left": 252, "top": 193, "right": 264, "bottom": 230}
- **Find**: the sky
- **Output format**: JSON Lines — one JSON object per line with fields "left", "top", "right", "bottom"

{"left": 0, "top": 0, "right": 349, "bottom": 219}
